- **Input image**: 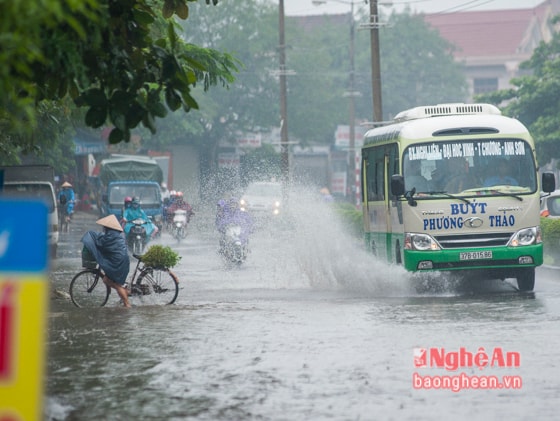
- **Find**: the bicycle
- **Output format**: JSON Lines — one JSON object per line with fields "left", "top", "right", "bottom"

{"left": 69, "top": 253, "right": 180, "bottom": 307}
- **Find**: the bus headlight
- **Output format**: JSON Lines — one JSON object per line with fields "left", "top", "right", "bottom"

{"left": 508, "top": 226, "right": 541, "bottom": 247}
{"left": 405, "top": 233, "right": 441, "bottom": 251}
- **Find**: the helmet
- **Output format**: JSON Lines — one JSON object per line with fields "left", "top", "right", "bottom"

{"left": 161, "top": 182, "right": 167, "bottom": 190}
{"left": 124, "top": 196, "right": 133, "bottom": 205}
{"left": 170, "top": 190, "right": 177, "bottom": 197}
{"left": 176, "top": 191, "right": 183, "bottom": 198}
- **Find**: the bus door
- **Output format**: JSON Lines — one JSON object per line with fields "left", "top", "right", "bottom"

{"left": 363, "top": 143, "right": 399, "bottom": 261}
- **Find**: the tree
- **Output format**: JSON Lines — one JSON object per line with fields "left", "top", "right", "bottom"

{"left": 141, "top": 1, "right": 281, "bottom": 186}
{"left": 0, "top": 0, "right": 239, "bottom": 159}
{"left": 476, "top": 15, "right": 560, "bottom": 165}
{"left": 124, "top": 3, "right": 468, "bottom": 190}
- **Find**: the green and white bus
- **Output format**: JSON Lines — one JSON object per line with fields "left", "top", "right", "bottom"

{"left": 361, "top": 103, "right": 556, "bottom": 291}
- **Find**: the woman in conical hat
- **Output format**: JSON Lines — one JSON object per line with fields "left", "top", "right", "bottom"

{"left": 81, "top": 214, "right": 131, "bottom": 307}
{"left": 96, "top": 214, "right": 123, "bottom": 232}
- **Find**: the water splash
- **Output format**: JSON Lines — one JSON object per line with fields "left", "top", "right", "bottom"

{"left": 254, "top": 185, "right": 415, "bottom": 296}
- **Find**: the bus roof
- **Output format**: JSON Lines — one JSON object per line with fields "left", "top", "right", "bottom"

{"left": 394, "top": 103, "right": 501, "bottom": 122}
{"left": 363, "top": 104, "right": 531, "bottom": 147}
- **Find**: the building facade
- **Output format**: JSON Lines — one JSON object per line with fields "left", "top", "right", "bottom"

{"left": 423, "top": 0, "right": 560, "bottom": 100}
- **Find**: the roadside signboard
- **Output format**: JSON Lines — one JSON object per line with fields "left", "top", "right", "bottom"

{"left": 0, "top": 199, "right": 49, "bottom": 421}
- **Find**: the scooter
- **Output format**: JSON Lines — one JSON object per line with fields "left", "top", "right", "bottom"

{"left": 172, "top": 209, "right": 188, "bottom": 242}
{"left": 126, "top": 218, "right": 149, "bottom": 255}
{"left": 220, "top": 224, "right": 249, "bottom": 265}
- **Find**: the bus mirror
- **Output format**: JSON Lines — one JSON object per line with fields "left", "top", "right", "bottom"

{"left": 391, "top": 175, "right": 405, "bottom": 196}
{"left": 542, "top": 172, "right": 556, "bottom": 193}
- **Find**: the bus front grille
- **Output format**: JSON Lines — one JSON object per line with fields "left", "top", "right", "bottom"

{"left": 434, "top": 233, "right": 513, "bottom": 249}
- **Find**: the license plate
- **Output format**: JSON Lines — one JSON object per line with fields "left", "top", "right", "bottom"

{"left": 460, "top": 251, "right": 492, "bottom": 260}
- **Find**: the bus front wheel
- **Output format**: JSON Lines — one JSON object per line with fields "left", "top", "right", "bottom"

{"left": 516, "top": 268, "right": 535, "bottom": 292}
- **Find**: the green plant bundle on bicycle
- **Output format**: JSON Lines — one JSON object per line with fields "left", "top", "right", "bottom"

{"left": 141, "top": 245, "right": 181, "bottom": 269}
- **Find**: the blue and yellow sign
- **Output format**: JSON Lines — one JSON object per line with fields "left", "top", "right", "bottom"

{"left": 0, "top": 199, "right": 49, "bottom": 421}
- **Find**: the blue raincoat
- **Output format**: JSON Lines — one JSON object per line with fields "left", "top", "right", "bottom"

{"left": 81, "top": 229, "right": 130, "bottom": 285}
{"left": 123, "top": 206, "right": 157, "bottom": 238}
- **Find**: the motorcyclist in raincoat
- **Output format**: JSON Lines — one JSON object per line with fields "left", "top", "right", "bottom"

{"left": 81, "top": 214, "right": 131, "bottom": 307}
{"left": 215, "top": 197, "right": 254, "bottom": 253}
{"left": 122, "top": 196, "right": 158, "bottom": 241}
{"left": 166, "top": 191, "right": 194, "bottom": 226}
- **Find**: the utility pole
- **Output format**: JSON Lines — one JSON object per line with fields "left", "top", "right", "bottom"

{"left": 348, "top": 1, "right": 357, "bottom": 205}
{"left": 279, "top": 0, "right": 290, "bottom": 199}
{"left": 369, "top": 0, "right": 383, "bottom": 123}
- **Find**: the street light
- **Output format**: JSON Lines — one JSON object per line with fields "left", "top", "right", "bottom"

{"left": 313, "top": 0, "right": 360, "bottom": 204}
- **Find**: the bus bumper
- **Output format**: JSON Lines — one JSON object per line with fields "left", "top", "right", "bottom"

{"left": 403, "top": 244, "right": 543, "bottom": 273}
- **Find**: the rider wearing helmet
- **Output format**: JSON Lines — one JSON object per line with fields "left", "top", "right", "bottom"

{"left": 167, "top": 191, "right": 194, "bottom": 224}
{"left": 122, "top": 197, "right": 158, "bottom": 240}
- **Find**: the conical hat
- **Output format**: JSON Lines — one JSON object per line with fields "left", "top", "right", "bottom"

{"left": 61, "top": 181, "right": 72, "bottom": 188}
{"left": 96, "top": 214, "right": 123, "bottom": 232}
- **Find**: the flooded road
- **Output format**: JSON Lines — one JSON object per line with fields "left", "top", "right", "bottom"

{"left": 46, "top": 203, "right": 560, "bottom": 420}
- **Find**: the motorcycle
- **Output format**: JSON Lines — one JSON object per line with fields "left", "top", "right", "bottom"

{"left": 172, "top": 209, "right": 188, "bottom": 242}
{"left": 126, "top": 218, "right": 150, "bottom": 254}
{"left": 220, "top": 224, "right": 249, "bottom": 265}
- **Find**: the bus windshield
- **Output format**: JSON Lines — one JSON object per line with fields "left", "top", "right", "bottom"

{"left": 403, "top": 139, "right": 537, "bottom": 196}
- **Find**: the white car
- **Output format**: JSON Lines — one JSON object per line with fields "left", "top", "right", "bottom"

{"left": 541, "top": 189, "right": 560, "bottom": 218}
{"left": 240, "top": 181, "right": 282, "bottom": 216}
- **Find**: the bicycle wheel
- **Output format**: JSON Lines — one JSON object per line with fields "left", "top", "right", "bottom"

{"left": 136, "top": 267, "right": 179, "bottom": 305}
{"left": 69, "top": 269, "right": 110, "bottom": 308}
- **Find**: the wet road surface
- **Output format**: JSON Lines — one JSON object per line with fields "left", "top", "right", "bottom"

{"left": 45, "top": 207, "right": 560, "bottom": 420}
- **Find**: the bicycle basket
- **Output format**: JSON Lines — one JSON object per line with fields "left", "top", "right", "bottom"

{"left": 81, "top": 245, "right": 97, "bottom": 269}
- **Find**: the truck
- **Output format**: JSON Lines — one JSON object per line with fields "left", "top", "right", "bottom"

{"left": 98, "top": 155, "right": 164, "bottom": 230}
{"left": 0, "top": 165, "right": 59, "bottom": 258}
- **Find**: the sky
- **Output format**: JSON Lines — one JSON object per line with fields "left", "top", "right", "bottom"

{"left": 283, "top": 0, "right": 544, "bottom": 16}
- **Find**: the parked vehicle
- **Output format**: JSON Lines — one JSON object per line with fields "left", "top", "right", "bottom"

{"left": 0, "top": 165, "right": 59, "bottom": 258}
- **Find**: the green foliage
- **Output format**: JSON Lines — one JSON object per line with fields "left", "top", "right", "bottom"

{"left": 0, "top": 0, "right": 239, "bottom": 150}
{"left": 541, "top": 217, "right": 560, "bottom": 265}
{"left": 141, "top": 244, "right": 181, "bottom": 269}
{"left": 476, "top": 15, "right": 560, "bottom": 164}
{"left": 143, "top": 4, "right": 468, "bottom": 179}
{"left": 333, "top": 202, "right": 363, "bottom": 238}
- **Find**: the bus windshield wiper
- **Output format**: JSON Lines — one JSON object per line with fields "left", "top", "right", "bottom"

{"left": 470, "top": 188, "right": 524, "bottom": 201}
{"left": 419, "top": 191, "right": 471, "bottom": 204}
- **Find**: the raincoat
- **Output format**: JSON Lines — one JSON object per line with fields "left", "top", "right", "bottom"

{"left": 215, "top": 205, "right": 254, "bottom": 243}
{"left": 81, "top": 229, "right": 130, "bottom": 285}
{"left": 123, "top": 206, "right": 157, "bottom": 238}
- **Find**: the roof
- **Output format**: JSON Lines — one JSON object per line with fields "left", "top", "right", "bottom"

{"left": 423, "top": 1, "right": 558, "bottom": 59}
